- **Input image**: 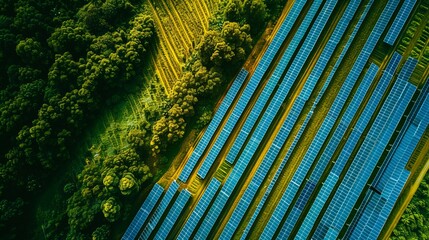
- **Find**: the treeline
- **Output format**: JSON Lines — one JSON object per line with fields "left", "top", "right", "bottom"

{"left": 390, "top": 172, "right": 429, "bottom": 240}
{"left": 0, "top": 0, "right": 154, "bottom": 239}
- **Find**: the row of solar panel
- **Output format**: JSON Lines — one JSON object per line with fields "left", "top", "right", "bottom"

{"left": 277, "top": 180, "right": 317, "bottom": 238}
{"left": 270, "top": 0, "right": 402, "bottom": 238}
{"left": 332, "top": 56, "right": 402, "bottom": 177}
{"left": 347, "top": 141, "right": 414, "bottom": 239}
{"left": 177, "top": 178, "right": 221, "bottom": 239}
{"left": 243, "top": 1, "right": 376, "bottom": 237}
{"left": 314, "top": 60, "right": 416, "bottom": 238}
{"left": 277, "top": 49, "right": 380, "bottom": 235}
{"left": 179, "top": 69, "right": 248, "bottom": 182}
{"left": 315, "top": 0, "right": 374, "bottom": 106}
{"left": 154, "top": 189, "right": 191, "bottom": 239}
{"left": 277, "top": 62, "right": 380, "bottom": 238}
{"left": 138, "top": 181, "right": 179, "bottom": 239}
{"left": 384, "top": 0, "right": 416, "bottom": 45}
{"left": 347, "top": 92, "right": 429, "bottom": 239}
{"left": 195, "top": 0, "right": 308, "bottom": 179}
{"left": 223, "top": 0, "right": 323, "bottom": 166}
{"left": 196, "top": 69, "right": 258, "bottom": 179}
{"left": 122, "top": 184, "right": 164, "bottom": 240}
{"left": 242, "top": 110, "right": 315, "bottom": 239}
{"left": 409, "top": 79, "right": 429, "bottom": 120}
{"left": 219, "top": 0, "right": 338, "bottom": 237}
{"left": 190, "top": 1, "right": 328, "bottom": 237}
{"left": 312, "top": 63, "right": 379, "bottom": 183}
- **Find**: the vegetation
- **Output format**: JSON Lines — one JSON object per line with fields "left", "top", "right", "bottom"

{"left": 391, "top": 172, "right": 429, "bottom": 239}
{"left": 0, "top": 0, "right": 155, "bottom": 238}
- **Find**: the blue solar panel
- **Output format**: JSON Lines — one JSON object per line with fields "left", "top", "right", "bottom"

{"left": 243, "top": 1, "right": 376, "bottom": 237}
{"left": 139, "top": 181, "right": 179, "bottom": 239}
{"left": 154, "top": 189, "right": 191, "bottom": 239}
{"left": 277, "top": 63, "right": 380, "bottom": 238}
{"left": 384, "top": 0, "right": 416, "bottom": 45}
{"left": 296, "top": 1, "right": 403, "bottom": 236}
{"left": 346, "top": 88, "right": 429, "bottom": 239}
{"left": 197, "top": 2, "right": 326, "bottom": 235}
{"left": 122, "top": 184, "right": 164, "bottom": 240}
{"left": 217, "top": 1, "right": 338, "bottom": 238}
{"left": 313, "top": 79, "right": 415, "bottom": 239}
{"left": 177, "top": 178, "right": 221, "bottom": 239}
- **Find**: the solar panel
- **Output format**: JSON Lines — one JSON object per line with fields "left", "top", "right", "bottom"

{"left": 196, "top": 0, "right": 307, "bottom": 179}
{"left": 347, "top": 89, "right": 429, "bottom": 239}
{"left": 313, "top": 81, "right": 414, "bottom": 238}
{"left": 122, "top": 184, "right": 164, "bottom": 240}
{"left": 296, "top": 2, "right": 403, "bottom": 236}
{"left": 177, "top": 178, "right": 221, "bottom": 239}
{"left": 154, "top": 189, "right": 191, "bottom": 239}
{"left": 139, "top": 181, "right": 179, "bottom": 239}
{"left": 219, "top": 1, "right": 337, "bottom": 237}
{"left": 384, "top": 0, "right": 416, "bottom": 45}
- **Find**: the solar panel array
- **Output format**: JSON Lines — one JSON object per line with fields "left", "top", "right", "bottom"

{"left": 296, "top": 56, "right": 409, "bottom": 239}
{"left": 280, "top": 53, "right": 399, "bottom": 237}
{"left": 177, "top": 178, "right": 221, "bottom": 239}
{"left": 122, "top": 184, "right": 164, "bottom": 240}
{"left": 195, "top": 1, "right": 336, "bottom": 238}
{"left": 384, "top": 0, "right": 416, "bottom": 45}
{"left": 264, "top": 1, "right": 401, "bottom": 238}
{"left": 179, "top": 69, "right": 248, "bottom": 182}
{"left": 221, "top": 0, "right": 361, "bottom": 238}
{"left": 138, "top": 181, "right": 179, "bottom": 239}
{"left": 241, "top": 1, "right": 375, "bottom": 237}
{"left": 312, "top": 57, "right": 417, "bottom": 239}
{"left": 316, "top": 0, "right": 375, "bottom": 106}
{"left": 345, "top": 86, "right": 429, "bottom": 240}
{"left": 154, "top": 189, "right": 191, "bottom": 240}
{"left": 277, "top": 62, "right": 380, "bottom": 238}
{"left": 196, "top": 0, "right": 308, "bottom": 179}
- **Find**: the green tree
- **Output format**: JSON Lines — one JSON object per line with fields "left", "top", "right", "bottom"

{"left": 101, "top": 197, "right": 121, "bottom": 222}
{"left": 119, "top": 172, "right": 138, "bottom": 195}
{"left": 48, "top": 20, "right": 94, "bottom": 56}
{"left": 16, "top": 38, "right": 46, "bottom": 65}
{"left": 242, "top": 0, "right": 268, "bottom": 34}
{"left": 92, "top": 225, "right": 110, "bottom": 240}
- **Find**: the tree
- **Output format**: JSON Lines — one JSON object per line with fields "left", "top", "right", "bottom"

{"left": 102, "top": 170, "right": 119, "bottom": 192}
{"left": 92, "top": 225, "right": 110, "bottom": 240}
{"left": 224, "top": 0, "right": 242, "bottom": 23}
{"left": 242, "top": 0, "right": 268, "bottom": 34}
{"left": 47, "top": 52, "right": 83, "bottom": 98}
{"left": 16, "top": 38, "right": 46, "bottom": 65}
{"left": 101, "top": 197, "right": 121, "bottom": 222}
{"left": 196, "top": 109, "right": 213, "bottom": 129}
{"left": 119, "top": 172, "right": 138, "bottom": 195}
{"left": 48, "top": 20, "right": 94, "bottom": 56}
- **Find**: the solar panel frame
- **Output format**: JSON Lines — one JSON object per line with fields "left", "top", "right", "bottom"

{"left": 154, "top": 189, "right": 191, "bottom": 240}
{"left": 139, "top": 181, "right": 179, "bottom": 239}
{"left": 122, "top": 184, "right": 164, "bottom": 240}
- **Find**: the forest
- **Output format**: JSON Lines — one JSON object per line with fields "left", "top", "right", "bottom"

{"left": 0, "top": 0, "right": 283, "bottom": 239}
{"left": 391, "top": 172, "right": 429, "bottom": 239}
